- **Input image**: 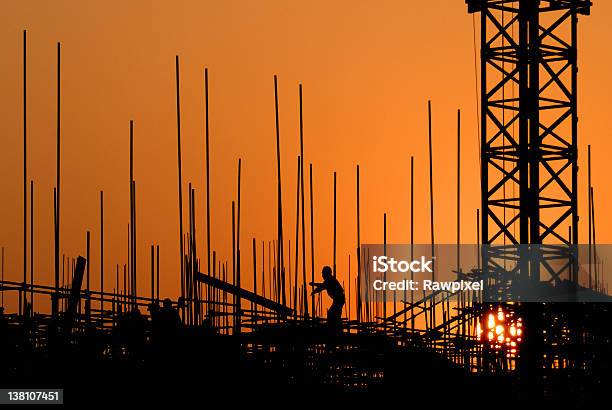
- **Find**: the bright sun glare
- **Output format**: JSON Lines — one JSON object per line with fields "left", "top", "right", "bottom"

{"left": 477, "top": 306, "right": 523, "bottom": 358}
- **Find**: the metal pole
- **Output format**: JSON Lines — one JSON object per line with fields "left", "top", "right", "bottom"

{"left": 204, "top": 69, "right": 212, "bottom": 279}
{"left": 156, "top": 245, "right": 160, "bottom": 302}
{"left": 298, "top": 84, "right": 308, "bottom": 317}
{"left": 457, "top": 109, "right": 461, "bottom": 273}
{"left": 100, "top": 191, "right": 104, "bottom": 313}
{"left": 1, "top": 247, "right": 4, "bottom": 308}
{"left": 22, "top": 30, "right": 27, "bottom": 316}
{"left": 30, "top": 180, "right": 33, "bottom": 311}
{"left": 273, "top": 75, "right": 285, "bottom": 306}
{"left": 236, "top": 159, "right": 242, "bottom": 334}
{"left": 410, "top": 156, "right": 414, "bottom": 330}
{"left": 294, "top": 156, "right": 301, "bottom": 316}
{"left": 427, "top": 100, "right": 436, "bottom": 327}
{"left": 151, "top": 245, "right": 154, "bottom": 302}
{"left": 333, "top": 172, "right": 337, "bottom": 277}
{"left": 175, "top": 56, "right": 185, "bottom": 319}
{"left": 588, "top": 145, "right": 592, "bottom": 289}
{"left": 54, "top": 41, "right": 61, "bottom": 318}
{"left": 383, "top": 213, "right": 387, "bottom": 318}
{"left": 309, "top": 164, "right": 315, "bottom": 317}
{"left": 356, "top": 165, "right": 361, "bottom": 323}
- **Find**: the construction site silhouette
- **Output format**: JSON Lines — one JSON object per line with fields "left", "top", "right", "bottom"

{"left": 1, "top": 0, "right": 611, "bottom": 405}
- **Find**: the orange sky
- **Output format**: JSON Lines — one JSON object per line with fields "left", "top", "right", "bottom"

{"left": 0, "top": 1, "right": 611, "bottom": 312}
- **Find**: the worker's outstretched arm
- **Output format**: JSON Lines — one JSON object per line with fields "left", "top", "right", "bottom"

{"left": 309, "top": 282, "right": 325, "bottom": 295}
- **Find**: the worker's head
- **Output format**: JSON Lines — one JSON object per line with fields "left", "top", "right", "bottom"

{"left": 322, "top": 265, "right": 333, "bottom": 280}
{"left": 163, "top": 298, "right": 173, "bottom": 309}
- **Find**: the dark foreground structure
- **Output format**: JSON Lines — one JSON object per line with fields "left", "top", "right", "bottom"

{"left": 0, "top": 267, "right": 611, "bottom": 405}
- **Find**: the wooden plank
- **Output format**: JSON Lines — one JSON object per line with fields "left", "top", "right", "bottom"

{"left": 65, "top": 256, "right": 86, "bottom": 324}
{"left": 195, "top": 272, "right": 292, "bottom": 316}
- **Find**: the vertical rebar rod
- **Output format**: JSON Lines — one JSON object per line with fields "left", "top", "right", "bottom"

{"left": 187, "top": 190, "right": 193, "bottom": 323}
{"left": 115, "top": 264, "right": 119, "bottom": 315}
{"left": 269, "top": 241, "right": 272, "bottom": 302}
{"left": 22, "top": 30, "right": 27, "bottom": 316}
{"left": 86, "top": 231, "right": 90, "bottom": 293}
{"left": 128, "top": 224, "right": 131, "bottom": 307}
{"left": 223, "top": 263, "right": 228, "bottom": 332}
{"left": 123, "top": 264, "right": 127, "bottom": 313}
{"left": 130, "top": 121, "right": 135, "bottom": 306}
{"left": 410, "top": 156, "right": 414, "bottom": 330}
{"left": 401, "top": 162, "right": 406, "bottom": 330}
{"left": 591, "top": 187, "right": 598, "bottom": 291}
{"left": 1, "top": 247, "right": 4, "bottom": 308}
{"left": 55, "top": 41, "right": 61, "bottom": 318}
{"left": 457, "top": 110, "right": 462, "bottom": 338}
{"left": 477, "top": 209, "right": 481, "bottom": 273}
{"left": 271, "top": 242, "right": 276, "bottom": 304}
{"left": 273, "top": 75, "right": 285, "bottom": 306}
{"left": 62, "top": 255, "right": 65, "bottom": 308}
{"left": 232, "top": 201, "right": 236, "bottom": 330}
{"left": 383, "top": 213, "right": 387, "bottom": 318}
{"left": 309, "top": 163, "right": 315, "bottom": 318}
{"left": 100, "top": 191, "right": 104, "bottom": 313}
{"left": 428, "top": 100, "right": 436, "bottom": 327}
{"left": 204, "top": 68, "right": 212, "bottom": 280}
{"left": 30, "top": 180, "right": 33, "bottom": 311}
{"left": 175, "top": 56, "right": 185, "bottom": 320}
{"left": 53, "top": 188, "right": 57, "bottom": 313}
{"left": 356, "top": 165, "right": 361, "bottom": 323}
{"left": 252, "top": 238, "right": 257, "bottom": 318}
{"left": 213, "top": 251, "right": 217, "bottom": 323}
{"left": 347, "top": 255, "right": 351, "bottom": 322}
{"left": 298, "top": 84, "right": 308, "bottom": 317}
{"left": 86, "top": 230, "right": 90, "bottom": 319}
{"left": 365, "top": 246, "right": 370, "bottom": 322}
{"left": 156, "top": 245, "right": 160, "bottom": 302}
{"left": 151, "top": 245, "right": 154, "bottom": 302}
{"left": 236, "top": 158, "right": 242, "bottom": 334}
{"left": 333, "top": 172, "right": 337, "bottom": 277}
{"left": 294, "top": 156, "right": 301, "bottom": 316}
{"left": 288, "top": 240, "right": 292, "bottom": 309}
{"left": 133, "top": 181, "right": 137, "bottom": 306}
{"left": 588, "top": 145, "right": 592, "bottom": 289}
{"left": 457, "top": 109, "right": 461, "bottom": 273}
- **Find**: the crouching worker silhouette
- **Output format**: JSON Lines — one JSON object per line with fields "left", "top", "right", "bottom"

{"left": 310, "top": 266, "right": 345, "bottom": 331}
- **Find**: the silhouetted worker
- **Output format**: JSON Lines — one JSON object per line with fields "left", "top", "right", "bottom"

{"left": 310, "top": 266, "right": 345, "bottom": 330}
{"left": 23, "top": 302, "right": 33, "bottom": 332}
{"left": 152, "top": 298, "right": 182, "bottom": 367}
{"left": 147, "top": 302, "right": 160, "bottom": 335}
{"left": 0, "top": 307, "right": 8, "bottom": 348}
{"left": 0, "top": 307, "right": 7, "bottom": 334}
{"left": 159, "top": 298, "right": 181, "bottom": 332}
{"left": 0, "top": 307, "right": 9, "bottom": 372}
{"left": 118, "top": 307, "right": 147, "bottom": 361}
{"left": 201, "top": 310, "right": 215, "bottom": 335}
{"left": 21, "top": 302, "right": 34, "bottom": 355}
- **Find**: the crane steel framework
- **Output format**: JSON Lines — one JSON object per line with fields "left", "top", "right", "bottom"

{"left": 467, "top": 0, "right": 591, "bottom": 299}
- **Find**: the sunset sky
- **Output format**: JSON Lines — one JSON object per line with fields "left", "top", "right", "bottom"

{"left": 0, "top": 1, "right": 611, "bottom": 311}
